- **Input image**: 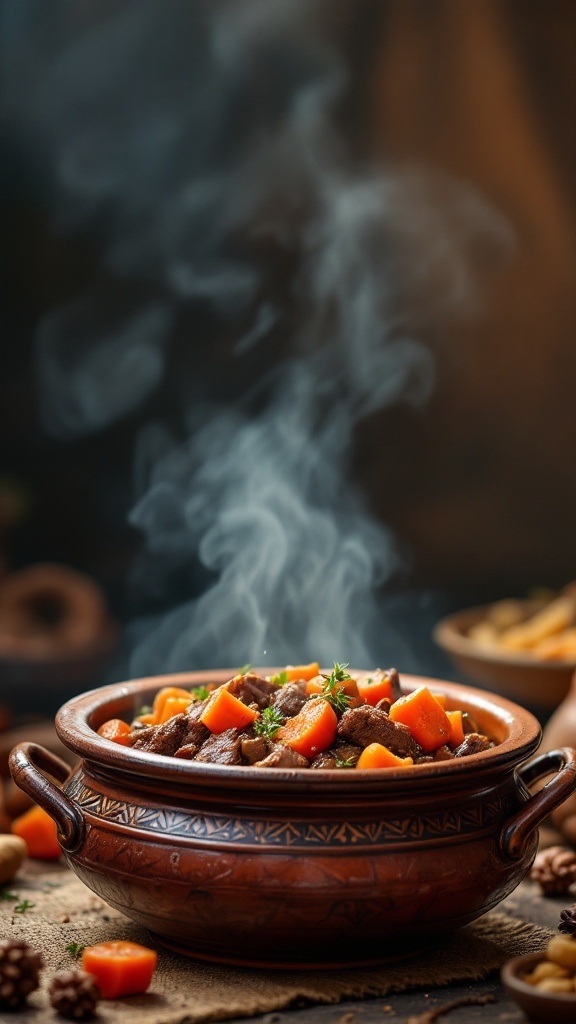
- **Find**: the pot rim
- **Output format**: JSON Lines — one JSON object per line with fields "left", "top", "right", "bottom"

{"left": 55, "top": 670, "right": 542, "bottom": 792}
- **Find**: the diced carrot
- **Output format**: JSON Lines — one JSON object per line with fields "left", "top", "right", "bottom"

{"left": 356, "top": 743, "right": 414, "bottom": 769}
{"left": 284, "top": 662, "right": 321, "bottom": 682}
{"left": 156, "top": 695, "right": 193, "bottom": 725}
{"left": 357, "top": 670, "right": 400, "bottom": 706}
{"left": 152, "top": 686, "right": 195, "bottom": 725}
{"left": 82, "top": 940, "right": 157, "bottom": 999}
{"left": 12, "top": 804, "right": 61, "bottom": 860}
{"left": 446, "top": 709, "right": 465, "bottom": 748}
{"left": 389, "top": 686, "right": 451, "bottom": 752}
{"left": 200, "top": 687, "right": 259, "bottom": 734}
{"left": 97, "top": 718, "right": 132, "bottom": 745}
{"left": 276, "top": 698, "right": 337, "bottom": 759}
{"left": 431, "top": 692, "right": 448, "bottom": 709}
{"left": 135, "top": 712, "right": 155, "bottom": 726}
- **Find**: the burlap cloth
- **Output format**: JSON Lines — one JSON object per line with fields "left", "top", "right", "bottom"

{"left": 0, "top": 863, "right": 551, "bottom": 1024}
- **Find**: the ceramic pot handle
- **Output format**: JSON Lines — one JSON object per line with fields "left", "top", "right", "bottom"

{"left": 501, "top": 746, "right": 576, "bottom": 860}
{"left": 9, "top": 742, "right": 84, "bottom": 853}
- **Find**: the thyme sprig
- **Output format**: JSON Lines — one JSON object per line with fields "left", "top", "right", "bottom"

{"left": 253, "top": 705, "right": 284, "bottom": 741}
{"left": 321, "top": 662, "right": 353, "bottom": 713}
{"left": 14, "top": 899, "right": 35, "bottom": 914}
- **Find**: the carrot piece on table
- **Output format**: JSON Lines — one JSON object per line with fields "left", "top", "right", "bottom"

{"left": 12, "top": 804, "right": 61, "bottom": 860}
{"left": 284, "top": 662, "right": 321, "bottom": 682}
{"left": 152, "top": 686, "right": 195, "bottom": 725}
{"left": 82, "top": 940, "right": 157, "bottom": 999}
{"left": 357, "top": 670, "right": 400, "bottom": 706}
{"left": 276, "top": 698, "right": 337, "bottom": 759}
{"left": 389, "top": 686, "right": 451, "bottom": 752}
{"left": 200, "top": 687, "right": 259, "bottom": 734}
{"left": 446, "top": 709, "right": 465, "bottom": 748}
{"left": 356, "top": 742, "right": 414, "bottom": 769}
{"left": 97, "top": 718, "right": 132, "bottom": 745}
{"left": 156, "top": 695, "right": 193, "bottom": 725}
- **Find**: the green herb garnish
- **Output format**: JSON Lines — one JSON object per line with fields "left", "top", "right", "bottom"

{"left": 0, "top": 890, "right": 18, "bottom": 902}
{"left": 137, "top": 704, "right": 153, "bottom": 717}
{"left": 66, "top": 942, "right": 85, "bottom": 958}
{"left": 321, "top": 663, "right": 353, "bottom": 713}
{"left": 269, "top": 670, "right": 288, "bottom": 686}
{"left": 253, "top": 706, "right": 285, "bottom": 740}
{"left": 237, "top": 663, "right": 253, "bottom": 675}
{"left": 14, "top": 899, "right": 35, "bottom": 914}
{"left": 334, "top": 754, "right": 356, "bottom": 768}
{"left": 189, "top": 686, "right": 210, "bottom": 702}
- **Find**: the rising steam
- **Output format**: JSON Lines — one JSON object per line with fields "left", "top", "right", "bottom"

{"left": 1, "top": 0, "right": 515, "bottom": 671}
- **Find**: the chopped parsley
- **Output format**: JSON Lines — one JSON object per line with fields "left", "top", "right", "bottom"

{"left": 269, "top": 670, "right": 289, "bottom": 686}
{"left": 189, "top": 686, "right": 210, "bottom": 702}
{"left": 66, "top": 942, "right": 85, "bottom": 958}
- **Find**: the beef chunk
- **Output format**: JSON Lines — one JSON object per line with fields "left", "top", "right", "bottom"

{"left": 196, "top": 728, "right": 243, "bottom": 765}
{"left": 270, "top": 682, "right": 307, "bottom": 718}
{"left": 431, "top": 745, "right": 455, "bottom": 762}
{"left": 225, "top": 673, "right": 278, "bottom": 709}
{"left": 173, "top": 718, "right": 210, "bottom": 759}
{"left": 338, "top": 705, "right": 421, "bottom": 760}
{"left": 310, "top": 741, "right": 362, "bottom": 769}
{"left": 453, "top": 733, "right": 492, "bottom": 757}
{"left": 255, "top": 743, "right": 309, "bottom": 768}
{"left": 130, "top": 714, "right": 189, "bottom": 756}
{"left": 240, "top": 734, "right": 270, "bottom": 764}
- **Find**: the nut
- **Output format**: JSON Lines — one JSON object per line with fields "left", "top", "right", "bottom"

{"left": 0, "top": 835, "right": 27, "bottom": 885}
{"left": 547, "top": 934, "right": 576, "bottom": 971}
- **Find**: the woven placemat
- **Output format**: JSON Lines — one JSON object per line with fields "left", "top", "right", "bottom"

{"left": 0, "top": 864, "right": 551, "bottom": 1024}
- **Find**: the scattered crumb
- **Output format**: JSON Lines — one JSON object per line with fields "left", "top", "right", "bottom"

{"left": 58, "top": 913, "right": 70, "bottom": 923}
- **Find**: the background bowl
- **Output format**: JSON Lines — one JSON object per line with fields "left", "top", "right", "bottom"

{"left": 501, "top": 951, "right": 576, "bottom": 1024}
{"left": 9, "top": 671, "right": 576, "bottom": 968}
{"left": 433, "top": 603, "right": 576, "bottom": 716}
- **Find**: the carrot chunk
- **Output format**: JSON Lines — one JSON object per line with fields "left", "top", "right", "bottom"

{"left": 12, "top": 804, "right": 61, "bottom": 859}
{"left": 156, "top": 695, "right": 193, "bottom": 725}
{"left": 200, "top": 687, "right": 259, "bottom": 734}
{"left": 151, "top": 686, "right": 195, "bottom": 725}
{"left": 446, "top": 709, "right": 465, "bottom": 747}
{"left": 276, "top": 698, "right": 337, "bottom": 759}
{"left": 284, "top": 662, "right": 321, "bottom": 682}
{"left": 357, "top": 670, "right": 400, "bottom": 706}
{"left": 82, "top": 940, "right": 157, "bottom": 999}
{"left": 356, "top": 742, "right": 414, "bottom": 769}
{"left": 389, "top": 686, "right": 451, "bottom": 752}
{"left": 97, "top": 718, "right": 132, "bottom": 745}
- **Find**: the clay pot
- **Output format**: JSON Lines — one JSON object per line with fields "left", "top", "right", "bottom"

{"left": 9, "top": 672, "right": 576, "bottom": 969}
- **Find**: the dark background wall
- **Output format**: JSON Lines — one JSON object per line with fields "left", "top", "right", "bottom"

{"left": 1, "top": 0, "right": 574, "bottom": 679}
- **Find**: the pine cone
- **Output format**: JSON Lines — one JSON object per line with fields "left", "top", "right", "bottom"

{"left": 48, "top": 969, "right": 100, "bottom": 1020}
{"left": 559, "top": 904, "right": 576, "bottom": 936}
{"left": 530, "top": 845, "right": 576, "bottom": 895}
{"left": 0, "top": 938, "right": 43, "bottom": 1008}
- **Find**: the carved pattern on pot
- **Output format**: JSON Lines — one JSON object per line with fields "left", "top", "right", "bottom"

{"left": 66, "top": 774, "right": 506, "bottom": 848}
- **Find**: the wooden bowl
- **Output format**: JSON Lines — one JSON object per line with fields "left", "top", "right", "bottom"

{"left": 433, "top": 603, "right": 576, "bottom": 713}
{"left": 9, "top": 671, "right": 576, "bottom": 969}
{"left": 501, "top": 951, "right": 576, "bottom": 1024}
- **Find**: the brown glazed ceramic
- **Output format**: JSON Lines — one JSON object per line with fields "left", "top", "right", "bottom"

{"left": 9, "top": 671, "right": 576, "bottom": 969}
{"left": 433, "top": 604, "right": 576, "bottom": 711}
